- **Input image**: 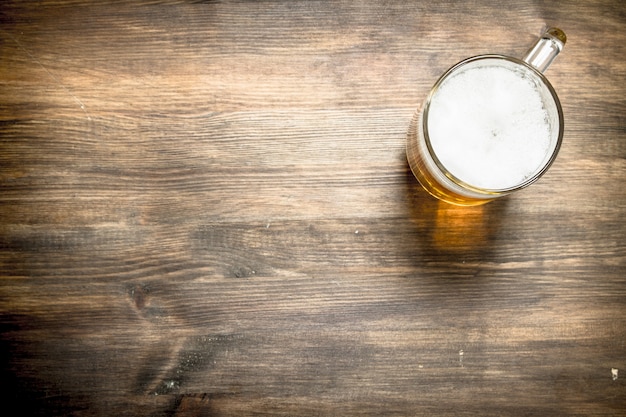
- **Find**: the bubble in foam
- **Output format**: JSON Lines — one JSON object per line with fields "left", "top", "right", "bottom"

{"left": 427, "top": 61, "right": 555, "bottom": 190}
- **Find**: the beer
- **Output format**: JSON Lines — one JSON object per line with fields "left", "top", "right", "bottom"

{"left": 407, "top": 28, "right": 566, "bottom": 206}
{"left": 407, "top": 56, "right": 563, "bottom": 206}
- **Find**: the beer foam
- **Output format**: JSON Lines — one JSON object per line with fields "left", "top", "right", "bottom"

{"left": 427, "top": 61, "right": 555, "bottom": 190}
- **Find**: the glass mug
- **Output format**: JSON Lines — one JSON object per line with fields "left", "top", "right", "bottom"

{"left": 407, "top": 28, "right": 566, "bottom": 206}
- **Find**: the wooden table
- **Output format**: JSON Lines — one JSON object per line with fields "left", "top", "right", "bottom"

{"left": 1, "top": 1, "right": 624, "bottom": 415}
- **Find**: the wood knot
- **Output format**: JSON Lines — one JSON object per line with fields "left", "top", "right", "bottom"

{"left": 129, "top": 284, "right": 150, "bottom": 310}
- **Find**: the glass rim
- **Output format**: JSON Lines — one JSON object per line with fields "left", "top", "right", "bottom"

{"left": 422, "top": 54, "right": 564, "bottom": 194}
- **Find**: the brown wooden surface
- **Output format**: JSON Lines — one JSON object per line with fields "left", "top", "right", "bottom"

{"left": 1, "top": 1, "right": 625, "bottom": 416}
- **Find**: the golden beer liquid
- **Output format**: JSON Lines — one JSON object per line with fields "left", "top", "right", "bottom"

{"left": 406, "top": 112, "right": 492, "bottom": 206}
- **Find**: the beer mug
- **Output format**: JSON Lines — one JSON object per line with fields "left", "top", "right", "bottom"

{"left": 407, "top": 28, "right": 566, "bottom": 206}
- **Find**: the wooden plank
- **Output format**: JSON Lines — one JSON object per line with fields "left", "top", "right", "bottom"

{"left": 1, "top": 1, "right": 625, "bottom": 416}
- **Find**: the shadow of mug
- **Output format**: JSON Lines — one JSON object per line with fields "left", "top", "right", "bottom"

{"left": 404, "top": 161, "right": 509, "bottom": 257}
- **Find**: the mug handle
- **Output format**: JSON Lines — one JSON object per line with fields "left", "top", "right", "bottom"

{"left": 523, "top": 27, "right": 567, "bottom": 73}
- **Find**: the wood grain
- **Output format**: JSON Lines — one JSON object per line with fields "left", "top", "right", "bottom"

{"left": 1, "top": 1, "right": 625, "bottom": 416}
